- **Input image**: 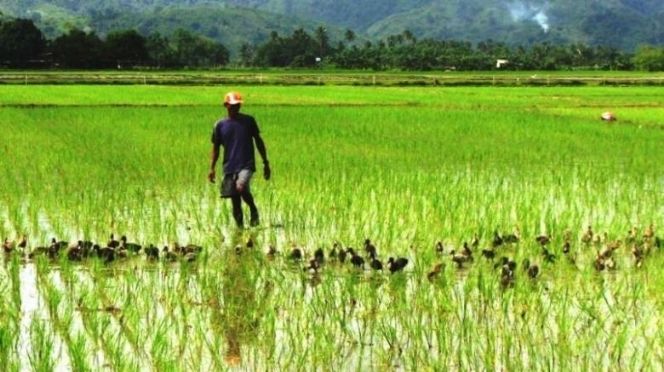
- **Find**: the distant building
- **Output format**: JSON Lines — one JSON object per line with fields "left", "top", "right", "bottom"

{"left": 496, "top": 59, "right": 509, "bottom": 68}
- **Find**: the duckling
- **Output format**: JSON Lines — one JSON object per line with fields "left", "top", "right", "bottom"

{"left": 288, "top": 247, "right": 303, "bottom": 261}
{"left": 348, "top": 248, "right": 365, "bottom": 269}
{"left": 369, "top": 257, "right": 383, "bottom": 271}
{"left": 536, "top": 234, "right": 551, "bottom": 246}
{"left": 481, "top": 249, "right": 496, "bottom": 260}
{"left": 427, "top": 263, "right": 444, "bottom": 282}
{"left": 491, "top": 230, "right": 504, "bottom": 248}
{"left": 314, "top": 247, "right": 325, "bottom": 265}
{"left": 107, "top": 234, "right": 120, "bottom": 249}
{"left": 364, "top": 239, "right": 377, "bottom": 259}
{"left": 120, "top": 236, "right": 141, "bottom": 253}
{"left": 582, "top": 225, "right": 593, "bottom": 245}
{"left": 162, "top": 246, "right": 178, "bottom": 262}
{"left": 145, "top": 244, "right": 159, "bottom": 260}
{"left": 18, "top": 235, "right": 27, "bottom": 249}
{"left": 500, "top": 263, "right": 515, "bottom": 289}
{"left": 387, "top": 257, "right": 408, "bottom": 273}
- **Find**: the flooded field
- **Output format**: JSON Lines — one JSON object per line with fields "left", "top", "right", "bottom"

{"left": 1, "top": 85, "right": 663, "bottom": 370}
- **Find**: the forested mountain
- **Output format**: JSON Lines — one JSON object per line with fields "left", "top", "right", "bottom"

{"left": 1, "top": 0, "right": 662, "bottom": 52}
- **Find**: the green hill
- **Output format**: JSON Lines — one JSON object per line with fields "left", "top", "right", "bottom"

{"left": 1, "top": 0, "right": 662, "bottom": 51}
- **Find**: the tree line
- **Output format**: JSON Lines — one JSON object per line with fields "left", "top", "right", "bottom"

{"left": 1, "top": 16, "right": 663, "bottom": 71}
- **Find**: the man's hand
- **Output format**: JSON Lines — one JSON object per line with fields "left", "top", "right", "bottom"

{"left": 263, "top": 163, "right": 271, "bottom": 180}
{"left": 208, "top": 170, "right": 216, "bottom": 183}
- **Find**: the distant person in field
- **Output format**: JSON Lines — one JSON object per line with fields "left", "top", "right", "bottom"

{"left": 209, "top": 92, "right": 270, "bottom": 228}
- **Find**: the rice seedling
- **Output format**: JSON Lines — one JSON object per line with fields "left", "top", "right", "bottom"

{"left": 0, "top": 83, "right": 662, "bottom": 369}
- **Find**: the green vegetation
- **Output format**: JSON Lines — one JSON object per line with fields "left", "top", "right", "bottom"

{"left": 0, "top": 84, "right": 663, "bottom": 369}
{"left": 1, "top": 0, "right": 663, "bottom": 51}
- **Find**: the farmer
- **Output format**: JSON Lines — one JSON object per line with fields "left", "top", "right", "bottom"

{"left": 208, "top": 91, "right": 270, "bottom": 228}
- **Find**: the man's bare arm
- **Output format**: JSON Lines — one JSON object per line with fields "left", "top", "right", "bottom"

{"left": 255, "top": 135, "right": 270, "bottom": 180}
{"left": 208, "top": 145, "right": 220, "bottom": 183}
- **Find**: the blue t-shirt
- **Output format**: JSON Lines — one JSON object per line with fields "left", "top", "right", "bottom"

{"left": 211, "top": 113, "right": 260, "bottom": 175}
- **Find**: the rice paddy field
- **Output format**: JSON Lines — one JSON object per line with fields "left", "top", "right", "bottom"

{"left": 1, "top": 83, "right": 663, "bottom": 371}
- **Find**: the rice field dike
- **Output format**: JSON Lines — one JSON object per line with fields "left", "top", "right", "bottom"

{"left": 0, "top": 83, "right": 663, "bottom": 370}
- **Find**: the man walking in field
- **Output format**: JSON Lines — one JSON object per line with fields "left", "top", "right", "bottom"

{"left": 209, "top": 92, "right": 270, "bottom": 228}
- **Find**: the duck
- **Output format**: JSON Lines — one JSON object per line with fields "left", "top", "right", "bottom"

{"left": 162, "top": 246, "right": 178, "bottom": 262}
{"left": 329, "top": 242, "right": 339, "bottom": 260}
{"left": 145, "top": 244, "right": 159, "bottom": 260}
{"left": 471, "top": 234, "right": 480, "bottom": 249}
{"left": 288, "top": 247, "right": 303, "bottom": 261}
{"left": 304, "top": 258, "right": 320, "bottom": 273}
{"left": 98, "top": 246, "right": 115, "bottom": 263}
{"left": 67, "top": 243, "right": 83, "bottom": 261}
{"left": 536, "top": 234, "right": 551, "bottom": 246}
{"left": 582, "top": 225, "right": 593, "bottom": 244}
{"left": 503, "top": 226, "right": 520, "bottom": 244}
{"left": 481, "top": 249, "right": 496, "bottom": 260}
{"left": 492, "top": 230, "right": 504, "bottom": 248}
{"left": 493, "top": 256, "right": 509, "bottom": 270}
{"left": 314, "top": 247, "right": 325, "bottom": 264}
{"left": 435, "top": 241, "right": 444, "bottom": 255}
{"left": 364, "top": 239, "right": 377, "bottom": 259}
{"left": 427, "top": 263, "right": 444, "bottom": 282}
{"left": 3, "top": 238, "right": 15, "bottom": 253}
{"left": 462, "top": 242, "right": 473, "bottom": 258}
{"left": 348, "top": 248, "right": 365, "bottom": 269}
{"left": 626, "top": 226, "right": 639, "bottom": 245}
{"left": 387, "top": 257, "right": 408, "bottom": 273}
{"left": 631, "top": 244, "right": 644, "bottom": 268}
{"left": 527, "top": 263, "right": 539, "bottom": 279}
{"left": 644, "top": 224, "right": 655, "bottom": 240}
{"left": 107, "top": 234, "right": 120, "bottom": 249}
{"left": 594, "top": 256, "right": 606, "bottom": 272}
{"left": 338, "top": 247, "right": 348, "bottom": 264}
{"left": 120, "top": 236, "right": 142, "bottom": 253}
{"left": 541, "top": 247, "right": 556, "bottom": 263}
{"left": 369, "top": 257, "right": 383, "bottom": 271}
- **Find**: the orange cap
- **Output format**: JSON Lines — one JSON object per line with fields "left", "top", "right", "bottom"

{"left": 224, "top": 91, "right": 243, "bottom": 105}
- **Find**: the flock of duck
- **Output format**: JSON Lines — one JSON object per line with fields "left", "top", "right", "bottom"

{"left": 2, "top": 224, "right": 660, "bottom": 288}
{"left": 2, "top": 234, "right": 203, "bottom": 264}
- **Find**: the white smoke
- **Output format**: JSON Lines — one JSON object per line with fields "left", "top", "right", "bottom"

{"left": 507, "top": 1, "right": 550, "bottom": 33}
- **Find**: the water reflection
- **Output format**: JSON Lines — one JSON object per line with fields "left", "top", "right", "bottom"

{"left": 211, "top": 234, "right": 269, "bottom": 368}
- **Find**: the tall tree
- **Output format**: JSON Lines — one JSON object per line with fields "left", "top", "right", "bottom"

{"left": 0, "top": 18, "right": 45, "bottom": 67}
{"left": 104, "top": 29, "right": 148, "bottom": 67}
{"left": 51, "top": 28, "right": 105, "bottom": 68}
